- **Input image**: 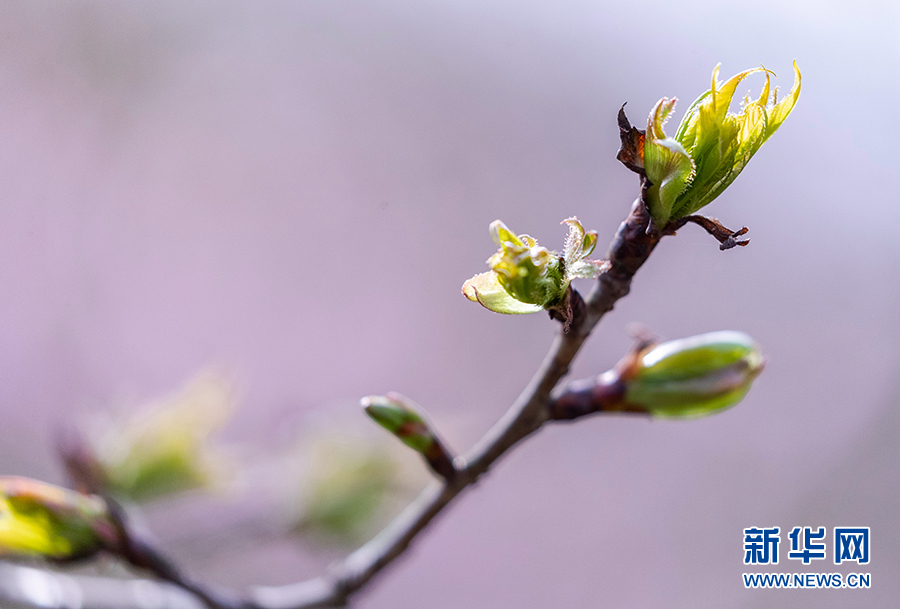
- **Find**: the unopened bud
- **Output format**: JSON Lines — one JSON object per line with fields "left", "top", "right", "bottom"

{"left": 362, "top": 393, "right": 456, "bottom": 479}
{"left": 0, "top": 477, "right": 117, "bottom": 561}
{"left": 550, "top": 330, "right": 765, "bottom": 420}
{"left": 624, "top": 331, "right": 765, "bottom": 418}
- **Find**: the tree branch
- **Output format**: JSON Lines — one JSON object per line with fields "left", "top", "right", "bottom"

{"left": 0, "top": 198, "right": 662, "bottom": 609}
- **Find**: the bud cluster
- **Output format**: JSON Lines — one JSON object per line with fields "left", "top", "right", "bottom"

{"left": 462, "top": 217, "right": 609, "bottom": 317}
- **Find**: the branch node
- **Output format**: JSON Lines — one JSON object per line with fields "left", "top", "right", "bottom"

{"left": 425, "top": 441, "right": 458, "bottom": 481}
{"left": 547, "top": 286, "right": 585, "bottom": 334}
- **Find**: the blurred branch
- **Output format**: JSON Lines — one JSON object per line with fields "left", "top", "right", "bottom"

{"left": 0, "top": 561, "right": 208, "bottom": 609}
{"left": 103, "top": 498, "right": 246, "bottom": 609}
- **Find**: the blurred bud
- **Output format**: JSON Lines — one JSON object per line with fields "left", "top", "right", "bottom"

{"left": 643, "top": 62, "right": 801, "bottom": 227}
{"left": 624, "top": 331, "right": 765, "bottom": 418}
{"left": 0, "top": 477, "right": 117, "bottom": 561}
{"left": 462, "top": 218, "right": 609, "bottom": 316}
{"left": 92, "top": 371, "right": 234, "bottom": 502}
{"left": 362, "top": 393, "right": 455, "bottom": 478}
{"left": 292, "top": 434, "right": 399, "bottom": 543}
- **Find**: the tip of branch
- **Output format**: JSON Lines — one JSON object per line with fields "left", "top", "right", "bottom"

{"left": 670, "top": 216, "right": 751, "bottom": 250}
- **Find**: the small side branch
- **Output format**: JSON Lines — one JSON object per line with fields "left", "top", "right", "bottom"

{"left": 58, "top": 431, "right": 248, "bottom": 608}
{"left": 666, "top": 215, "right": 750, "bottom": 250}
{"left": 106, "top": 498, "right": 248, "bottom": 609}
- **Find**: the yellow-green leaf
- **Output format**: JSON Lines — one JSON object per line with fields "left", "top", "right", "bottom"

{"left": 0, "top": 477, "right": 115, "bottom": 561}
{"left": 462, "top": 271, "right": 544, "bottom": 314}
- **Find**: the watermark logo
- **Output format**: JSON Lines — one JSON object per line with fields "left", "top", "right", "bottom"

{"left": 742, "top": 526, "right": 871, "bottom": 589}
{"left": 834, "top": 527, "right": 870, "bottom": 565}
{"left": 743, "top": 527, "right": 780, "bottom": 564}
{"left": 788, "top": 526, "right": 826, "bottom": 564}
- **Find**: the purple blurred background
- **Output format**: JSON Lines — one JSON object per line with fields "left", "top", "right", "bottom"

{"left": 0, "top": 1, "right": 898, "bottom": 607}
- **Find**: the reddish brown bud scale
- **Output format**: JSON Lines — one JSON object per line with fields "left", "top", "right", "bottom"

{"left": 549, "top": 371, "right": 634, "bottom": 420}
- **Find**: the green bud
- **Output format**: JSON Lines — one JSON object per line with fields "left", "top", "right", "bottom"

{"left": 623, "top": 331, "right": 765, "bottom": 418}
{"left": 363, "top": 393, "right": 432, "bottom": 453}
{"left": 487, "top": 220, "right": 563, "bottom": 307}
{"left": 462, "top": 218, "right": 609, "bottom": 315}
{"left": 0, "top": 477, "right": 117, "bottom": 561}
{"left": 362, "top": 393, "right": 455, "bottom": 478}
{"left": 643, "top": 62, "right": 801, "bottom": 227}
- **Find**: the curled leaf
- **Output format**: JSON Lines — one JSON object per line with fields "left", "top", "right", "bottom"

{"left": 643, "top": 98, "right": 695, "bottom": 227}
{"left": 462, "top": 271, "right": 544, "bottom": 315}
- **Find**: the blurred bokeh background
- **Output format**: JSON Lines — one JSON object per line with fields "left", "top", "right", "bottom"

{"left": 0, "top": 1, "right": 897, "bottom": 607}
